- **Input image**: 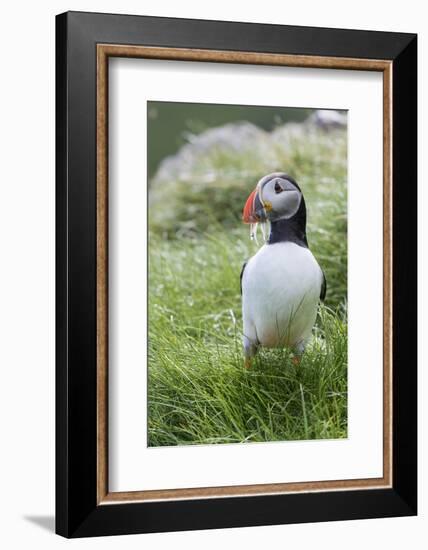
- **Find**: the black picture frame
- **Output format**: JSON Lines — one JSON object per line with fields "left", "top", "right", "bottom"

{"left": 56, "top": 11, "right": 417, "bottom": 538}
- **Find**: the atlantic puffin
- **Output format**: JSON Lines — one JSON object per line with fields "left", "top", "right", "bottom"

{"left": 241, "top": 172, "right": 326, "bottom": 368}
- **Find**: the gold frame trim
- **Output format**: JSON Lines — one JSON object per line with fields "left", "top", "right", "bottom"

{"left": 96, "top": 44, "right": 393, "bottom": 505}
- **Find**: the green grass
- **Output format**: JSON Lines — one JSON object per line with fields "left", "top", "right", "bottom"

{"left": 148, "top": 229, "right": 347, "bottom": 446}
{"left": 148, "top": 122, "right": 348, "bottom": 446}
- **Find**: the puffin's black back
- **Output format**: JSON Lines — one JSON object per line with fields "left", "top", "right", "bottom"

{"left": 267, "top": 175, "right": 308, "bottom": 248}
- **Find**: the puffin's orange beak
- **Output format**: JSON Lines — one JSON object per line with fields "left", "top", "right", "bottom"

{"left": 242, "top": 187, "right": 266, "bottom": 224}
{"left": 242, "top": 189, "right": 258, "bottom": 224}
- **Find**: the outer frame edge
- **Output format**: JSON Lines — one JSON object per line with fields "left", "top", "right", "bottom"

{"left": 69, "top": 489, "right": 415, "bottom": 538}
{"left": 391, "top": 34, "right": 418, "bottom": 516}
{"left": 55, "top": 11, "right": 70, "bottom": 539}
{"left": 60, "top": 10, "right": 415, "bottom": 60}
{"left": 56, "top": 11, "right": 418, "bottom": 538}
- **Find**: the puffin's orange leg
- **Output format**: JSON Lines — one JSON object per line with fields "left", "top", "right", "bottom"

{"left": 292, "top": 355, "right": 301, "bottom": 367}
{"left": 244, "top": 358, "right": 252, "bottom": 369}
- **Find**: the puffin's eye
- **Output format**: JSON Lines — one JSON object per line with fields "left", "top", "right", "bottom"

{"left": 274, "top": 181, "right": 283, "bottom": 194}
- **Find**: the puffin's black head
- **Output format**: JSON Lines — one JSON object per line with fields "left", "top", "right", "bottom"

{"left": 242, "top": 172, "right": 307, "bottom": 246}
{"left": 243, "top": 172, "right": 305, "bottom": 224}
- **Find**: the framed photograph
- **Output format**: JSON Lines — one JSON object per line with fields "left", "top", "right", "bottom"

{"left": 56, "top": 11, "right": 417, "bottom": 538}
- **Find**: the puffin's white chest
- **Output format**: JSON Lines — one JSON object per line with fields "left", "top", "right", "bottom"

{"left": 242, "top": 242, "right": 323, "bottom": 348}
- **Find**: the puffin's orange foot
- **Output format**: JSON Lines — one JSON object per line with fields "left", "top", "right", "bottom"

{"left": 292, "top": 355, "right": 301, "bottom": 367}
{"left": 244, "top": 358, "right": 252, "bottom": 369}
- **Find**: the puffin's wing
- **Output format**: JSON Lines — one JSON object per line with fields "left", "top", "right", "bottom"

{"left": 240, "top": 261, "right": 248, "bottom": 295}
{"left": 320, "top": 269, "right": 327, "bottom": 301}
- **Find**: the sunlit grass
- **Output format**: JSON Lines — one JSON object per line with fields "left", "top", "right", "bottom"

{"left": 148, "top": 230, "right": 347, "bottom": 446}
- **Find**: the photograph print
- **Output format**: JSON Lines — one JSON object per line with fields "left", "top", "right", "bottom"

{"left": 147, "top": 101, "right": 348, "bottom": 447}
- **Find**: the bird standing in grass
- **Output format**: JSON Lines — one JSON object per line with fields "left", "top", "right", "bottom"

{"left": 241, "top": 172, "right": 326, "bottom": 368}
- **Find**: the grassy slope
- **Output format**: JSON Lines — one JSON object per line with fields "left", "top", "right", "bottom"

{"left": 148, "top": 123, "right": 348, "bottom": 446}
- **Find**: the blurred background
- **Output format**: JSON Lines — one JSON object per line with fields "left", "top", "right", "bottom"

{"left": 148, "top": 101, "right": 347, "bottom": 307}
{"left": 147, "top": 101, "right": 348, "bottom": 447}
{"left": 147, "top": 102, "right": 311, "bottom": 178}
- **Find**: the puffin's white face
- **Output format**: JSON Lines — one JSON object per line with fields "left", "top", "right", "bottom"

{"left": 259, "top": 176, "right": 302, "bottom": 221}
{"left": 242, "top": 173, "right": 302, "bottom": 224}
